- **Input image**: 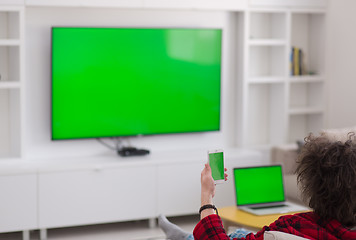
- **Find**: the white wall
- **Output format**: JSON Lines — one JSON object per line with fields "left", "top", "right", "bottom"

{"left": 326, "top": 0, "right": 356, "bottom": 129}
{"left": 24, "top": 7, "right": 240, "bottom": 159}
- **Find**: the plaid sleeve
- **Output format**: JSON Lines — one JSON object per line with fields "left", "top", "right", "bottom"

{"left": 267, "top": 212, "right": 356, "bottom": 239}
{"left": 192, "top": 213, "right": 312, "bottom": 240}
{"left": 193, "top": 212, "right": 356, "bottom": 240}
{"left": 193, "top": 215, "right": 266, "bottom": 240}
{"left": 267, "top": 213, "right": 326, "bottom": 239}
{"left": 193, "top": 214, "right": 230, "bottom": 240}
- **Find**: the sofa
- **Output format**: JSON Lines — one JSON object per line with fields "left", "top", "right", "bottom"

{"left": 271, "top": 143, "right": 303, "bottom": 204}
{"left": 264, "top": 231, "right": 309, "bottom": 240}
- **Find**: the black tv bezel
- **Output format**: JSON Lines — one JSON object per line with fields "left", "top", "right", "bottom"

{"left": 51, "top": 26, "right": 223, "bottom": 141}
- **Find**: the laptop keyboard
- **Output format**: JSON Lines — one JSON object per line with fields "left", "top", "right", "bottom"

{"left": 250, "top": 204, "right": 287, "bottom": 210}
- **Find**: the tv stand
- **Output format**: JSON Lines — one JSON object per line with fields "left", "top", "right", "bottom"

{"left": 117, "top": 147, "right": 150, "bottom": 157}
{"left": 0, "top": 148, "right": 264, "bottom": 240}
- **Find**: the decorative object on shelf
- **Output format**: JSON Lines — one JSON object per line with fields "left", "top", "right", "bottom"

{"left": 290, "top": 46, "right": 307, "bottom": 76}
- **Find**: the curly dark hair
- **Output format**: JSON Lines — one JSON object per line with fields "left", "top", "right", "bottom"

{"left": 296, "top": 132, "right": 356, "bottom": 227}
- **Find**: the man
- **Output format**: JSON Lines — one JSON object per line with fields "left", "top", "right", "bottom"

{"left": 160, "top": 132, "right": 356, "bottom": 239}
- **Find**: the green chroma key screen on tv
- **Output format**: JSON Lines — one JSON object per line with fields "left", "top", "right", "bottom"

{"left": 233, "top": 165, "right": 285, "bottom": 205}
{"left": 52, "top": 27, "right": 222, "bottom": 140}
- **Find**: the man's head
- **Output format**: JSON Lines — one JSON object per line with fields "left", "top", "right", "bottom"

{"left": 296, "top": 132, "right": 356, "bottom": 227}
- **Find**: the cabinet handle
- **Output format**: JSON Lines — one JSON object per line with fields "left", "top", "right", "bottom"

{"left": 94, "top": 166, "right": 103, "bottom": 172}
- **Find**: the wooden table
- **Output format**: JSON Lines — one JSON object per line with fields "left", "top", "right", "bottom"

{"left": 219, "top": 206, "right": 306, "bottom": 231}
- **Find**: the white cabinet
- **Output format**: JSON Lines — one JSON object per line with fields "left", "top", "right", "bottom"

{"left": 0, "top": 173, "right": 37, "bottom": 232}
{"left": 249, "top": 0, "right": 326, "bottom": 8}
{"left": 157, "top": 162, "right": 203, "bottom": 216}
{"left": 38, "top": 165, "right": 156, "bottom": 229}
{"left": 35, "top": 149, "right": 262, "bottom": 230}
{"left": 0, "top": 149, "right": 263, "bottom": 235}
{"left": 25, "top": 0, "right": 144, "bottom": 8}
{"left": 241, "top": 9, "right": 326, "bottom": 147}
{"left": 0, "top": 6, "right": 24, "bottom": 159}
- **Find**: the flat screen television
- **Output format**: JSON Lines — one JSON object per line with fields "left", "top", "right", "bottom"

{"left": 51, "top": 27, "right": 222, "bottom": 140}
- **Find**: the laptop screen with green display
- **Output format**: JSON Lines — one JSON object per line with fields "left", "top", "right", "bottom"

{"left": 233, "top": 165, "right": 285, "bottom": 206}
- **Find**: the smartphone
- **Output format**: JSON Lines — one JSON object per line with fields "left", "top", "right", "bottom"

{"left": 208, "top": 149, "right": 225, "bottom": 184}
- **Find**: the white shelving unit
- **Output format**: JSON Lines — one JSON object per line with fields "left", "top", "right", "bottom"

{"left": 241, "top": 8, "right": 326, "bottom": 147}
{"left": 287, "top": 10, "right": 325, "bottom": 143}
{"left": 0, "top": 6, "right": 24, "bottom": 159}
{"left": 0, "top": 6, "right": 31, "bottom": 240}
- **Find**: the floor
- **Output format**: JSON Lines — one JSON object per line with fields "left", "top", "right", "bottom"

{"left": 0, "top": 215, "right": 200, "bottom": 240}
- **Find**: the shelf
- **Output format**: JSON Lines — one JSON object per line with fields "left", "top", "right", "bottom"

{"left": 288, "top": 107, "right": 324, "bottom": 115}
{"left": 248, "top": 76, "right": 285, "bottom": 84}
{"left": 0, "top": 7, "right": 22, "bottom": 160}
{"left": 289, "top": 81, "right": 324, "bottom": 111}
{"left": 246, "top": 83, "right": 286, "bottom": 145}
{"left": 0, "top": 10, "right": 20, "bottom": 40}
{"left": 249, "top": 45, "right": 286, "bottom": 77}
{"left": 289, "top": 75, "right": 324, "bottom": 83}
{"left": 249, "top": 11, "right": 286, "bottom": 40}
{"left": 291, "top": 12, "right": 325, "bottom": 76}
{"left": 0, "top": 88, "right": 21, "bottom": 159}
{"left": 0, "top": 81, "right": 21, "bottom": 89}
{"left": 288, "top": 114, "right": 323, "bottom": 143}
{"left": 0, "top": 46, "right": 20, "bottom": 82}
{"left": 0, "top": 39, "right": 20, "bottom": 46}
{"left": 249, "top": 39, "right": 286, "bottom": 46}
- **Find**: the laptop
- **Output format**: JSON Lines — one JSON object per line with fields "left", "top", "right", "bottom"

{"left": 233, "top": 165, "right": 309, "bottom": 216}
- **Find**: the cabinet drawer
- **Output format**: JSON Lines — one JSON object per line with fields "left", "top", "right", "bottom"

{"left": 0, "top": 174, "right": 37, "bottom": 232}
{"left": 38, "top": 166, "right": 156, "bottom": 228}
{"left": 157, "top": 162, "right": 203, "bottom": 216}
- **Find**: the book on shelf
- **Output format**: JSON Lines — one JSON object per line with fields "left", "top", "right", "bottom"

{"left": 290, "top": 47, "right": 307, "bottom": 76}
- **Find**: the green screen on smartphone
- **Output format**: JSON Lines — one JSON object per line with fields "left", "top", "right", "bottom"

{"left": 233, "top": 165, "right": 285, "bottom": 205}
{"left": 209, "top": 151, "right": 224, "bottom": 181}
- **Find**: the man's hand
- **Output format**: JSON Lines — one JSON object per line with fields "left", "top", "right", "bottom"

{"left": 201, "top": 163, "right": 216, "bottom": 204}
{"left": 200, "top": 164, "right": 228, "bottom": 219}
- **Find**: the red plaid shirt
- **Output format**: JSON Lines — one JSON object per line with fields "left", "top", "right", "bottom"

{"left": 193, "top": 212, "right": 356, "bottom": 240}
